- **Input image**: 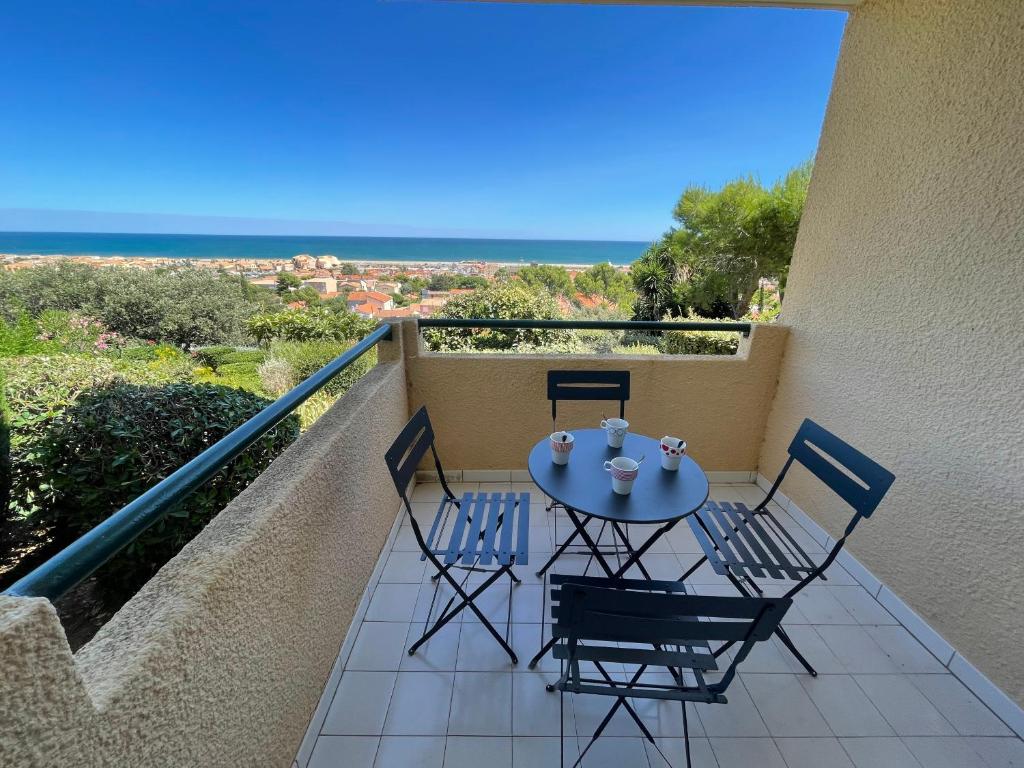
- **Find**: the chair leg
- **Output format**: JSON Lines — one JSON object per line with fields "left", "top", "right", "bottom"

{"left": 679, "top": 554, "right": 707, "bottom": 581}
{"left": 682, "top": 701, "right": 692, "bottom": 768}
{"left": 775, "top": 625, "right": 818, "bottom": 677}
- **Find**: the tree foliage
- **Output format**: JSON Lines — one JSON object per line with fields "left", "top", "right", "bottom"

{"left": 573, "top": 262, "right": 635, "bottom": 309}
{"left": 517, "top": 264, "right": 573, "bottom": 296}
{"left": 634, "top": 161, "right": 811, "bottom": 320}
{"left": 246, "top": 306, "right": 375, "bottom": 345}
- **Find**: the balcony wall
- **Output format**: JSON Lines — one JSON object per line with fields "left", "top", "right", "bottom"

{"left": 758, "top": 0, "right": 1024, "bottom": 709}
{"left": 0, "top": 335, "right": 408, "bottom": 768}
{"left": 398, "top": 319, "right": 788, "bottom": 474}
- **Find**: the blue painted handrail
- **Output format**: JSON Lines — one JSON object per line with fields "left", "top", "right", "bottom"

{"left": 417, "top": 318, "right": 752, "bottom": 336}
{"left": 3, "top": 323, "right": 392, "bottom": 601}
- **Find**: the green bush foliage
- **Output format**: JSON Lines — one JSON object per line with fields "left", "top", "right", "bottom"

{"left": 247, "top": 306, "right": 375, "bottom": 345}
{"left": 422, "top": 282, "right": 569, "bottom": 352}
{"left": 219, "top": 350, "right": 266, "bottom": 366}
{"left": 0, "top": 373, "right": 10, "bottom": 540}
{"left": 269, "top": 340, "right": 377, "bottom": 396}
{"left": 0, "top": 313, "right": 59, "bottom": 358}
{"left": 33, "top": 383, "right": 298, "bottom": 604}
{"left": 0, "top": 264, "right": 268, "bottom": 345}
{"left": 662, "top": 314, "right": 740, "bottom": 355}
{"left": 193, "top": 345, "right": 238, "bottom": 369}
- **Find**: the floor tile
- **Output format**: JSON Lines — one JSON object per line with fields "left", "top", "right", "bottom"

{"left": 383, "top": 672, "right": 455, "bottom": 736}
{"left": 865, "top": 626, "right": 947, "bottom": 673}
{"left": 854, "top": 674, "right": 956, "bottom": 736}
{"left": 742, "top": 672, "right": 832, "bottom": 737}
{"left": 512, "top": 671, "right": 574, "bottom": 736}
{"left": 456, "top": 622, "right": 515, "bottom": 671}
{"left": 321, "top": 671, "right": 396, "bottom": 736}
{"left": 830, "top": 585, "right": 898, "bottom": 625}
{"left": 798, "top": 674, "right": 894, "bottom": 737}
{"left": 374, "top": 736, "right": 445, "bottom": 768}
{"left": 839, "top": 737, "right": 922, "bottom": 768}
{"left": 708, "top": 737, "right": 788, "bottom": 768}
{"left": 402, "top": 620, "right": 461, "bottom": 672}
{"left": 815, "top": 625, "right": 901, "bottom": 673}
{"left": 775, "top": 737, "right": 855, "bottom": 768}
{"left": 348, "top": 622, "right": 409, "bottom": 671}
{"left": 907, "top": 674, "right": 1012, "bottom": 737}
{"left": 448, "top": 672, "right": 512, "bottom": 736}
{"left": 793, "top": 587, "right": 859, "bottom": 625}
{"left": 692, "top": 678, "right": 769, "bottom": 737}
{"left": 644, "top": 737, "right": 718, "bottom": 768}
{"left": 576, "top": 736, "right": 649, "bottom": 767}
{"left": 308, "top": 736, "right": 380, "bottom": 768}
{"left": 366, "top": 583, "right": 421, "bottom": 623}
{"left": 444, "top": 737, "right": 512, "bottom": 768}
{"left": 903, "top": 736, "right": 988, "bottom": 768}
{"left": 381, "top": 551, "right": 428, "bottom": 584}
{"left": 966, "top": 736, "right": 1024, "bottom": 767}
{"left": 776, "top": 626, "right": 847, "bottom": 674}
{"left": 512, "top": 736, "right": 579, "bottom": 768}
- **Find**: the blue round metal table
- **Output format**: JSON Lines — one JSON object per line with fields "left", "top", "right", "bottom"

{"left": 528, "top": 429, "right": 709, "bottom": 525}
{"left": 525, "top": 429, "right": 709, "bottom": 672}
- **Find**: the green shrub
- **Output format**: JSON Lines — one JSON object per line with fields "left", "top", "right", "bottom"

{"left": 0, "top": 373, "right": 10, "bottom": 541}
{"left": 33, "top": 383, "right": 298, "bottom": 604}
{"left": 214, "top": 361, "right": 259, "bottom": 377}
{"left": 247, "top": 306, "right": 375, "bottom": 345}
{"left": 0, "top": 354, "right": 182, "bottom": 523}
{"left": 219, "top": 350, "right": 266, "bottom": 366}
{"left": 0, "top": 313, "right": 59, "bottom": 358}
{"left": 662, "top": 314, "right": 740, "bottom": 356}
{"left": 270, "top": 340, "right": 376, "bottom": 396}
{"left": 193, "top": 345, "right": 237, "bottom": 369}
{"left": 612, "top": 344, "right": 662, "bottom": 355}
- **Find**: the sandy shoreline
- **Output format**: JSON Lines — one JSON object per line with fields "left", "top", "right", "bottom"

{"left": 0, "top": 253, "right": 624, "bottom": 270}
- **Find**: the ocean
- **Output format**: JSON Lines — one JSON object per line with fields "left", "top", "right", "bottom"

{"left": 0, "top": 232, "right": 649, "bottom": 266}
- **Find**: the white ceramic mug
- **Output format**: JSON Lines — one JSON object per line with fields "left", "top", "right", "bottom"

{"left": 660, "top": 436, "right": 687, "bottom": 471}
{"left": 603, "top": 456, "right": 639, "bottom": 495}
{"left": 550, "top": 431, "right": 575, "bottom": 465}
{"left": 600, "top": 417, "right": 629, "bottom": 448}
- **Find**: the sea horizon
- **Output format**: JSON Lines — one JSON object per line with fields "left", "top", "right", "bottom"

{"left": 0, "top": 231, "right": 649, "bottom": 267}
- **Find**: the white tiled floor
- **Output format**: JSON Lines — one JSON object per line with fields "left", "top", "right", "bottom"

{"left": 300, "top": 483, "right": 1022, "bottom": 768}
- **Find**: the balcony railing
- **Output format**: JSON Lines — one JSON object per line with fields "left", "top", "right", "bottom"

{"left": 1, "top": 323, "right": 393, "bottom": 601}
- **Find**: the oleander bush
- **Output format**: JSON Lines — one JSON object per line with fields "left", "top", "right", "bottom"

{"left": 31, "top": 382, "right": 298, "bottom": 604}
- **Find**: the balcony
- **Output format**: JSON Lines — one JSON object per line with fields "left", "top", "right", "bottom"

{"left": 2, "top": 0, "right": 1024, "bottom": 764}
{"left": 2, "top": 313, "right": 1021, "bottom": 767}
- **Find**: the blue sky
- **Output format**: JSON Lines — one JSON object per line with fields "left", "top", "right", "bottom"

{"left": 0, "top": 1, "right": 846, "bottom": 241}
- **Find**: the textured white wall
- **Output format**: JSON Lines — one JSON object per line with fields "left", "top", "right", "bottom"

{"left": 759, "top": 0, "right": 1024, "bottom": 702}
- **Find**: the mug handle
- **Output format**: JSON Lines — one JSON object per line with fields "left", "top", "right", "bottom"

{"left": 600, "top": 420, "right": 609, "bottom": 429}
{"left": 603, "top": 461, "right": 613, "bottom": 472}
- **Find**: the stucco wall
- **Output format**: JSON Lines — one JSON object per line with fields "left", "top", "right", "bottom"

{"left": 401, "top": 320, "right": 788, "bottom": 472}
{"left": 0, "top": 350, "right": 408, "bottom": 767}
{"left": 758, "top": 0, "right": 1024, "bottom": 702}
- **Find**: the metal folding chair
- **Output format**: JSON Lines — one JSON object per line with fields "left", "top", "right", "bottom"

{"left": 385, "top": 406, "right": 530, "bottom": 663}
{"left": 681, "top": 417, "right": 896, "bottom": 676}
{"left": 536, "top": 370, "right": 638, "bottom": 578}
{"left": 550, "top": 573, "right": 791, "bottom": 768}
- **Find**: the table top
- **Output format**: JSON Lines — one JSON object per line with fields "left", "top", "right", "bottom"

{"left": 528, "top": 429, "right": 709, "bottom": 524}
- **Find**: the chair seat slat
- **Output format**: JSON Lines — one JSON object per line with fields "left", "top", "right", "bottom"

{"left": 716, "top": 502, "right": 771, "bottom": 579}
{"left": 478, "top": 493, "right": 502, "bottom": 565}
{"left": 497, "top": 492, "right": 517, "bottom": 565}
{"left": 443, "top": 492, "right": 476, "bottom": 564}
{"left": 460, "top": 491, "right": 490, "bottom": 564}
{"left": 515, "top": 493, "right": 530, "bottom": 563}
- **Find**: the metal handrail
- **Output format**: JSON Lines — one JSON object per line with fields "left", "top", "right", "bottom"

{"left": 3, "top": 323, "right": 392, "bottom": 601}
{"left": 417, "top": 318, "right": 752, "bottom": 336}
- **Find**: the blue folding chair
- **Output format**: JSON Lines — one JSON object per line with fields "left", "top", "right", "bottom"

{"left": 385, "top": 406, "right": 530, "bottom": 663}
{"left": 681, "top": 418, "right": 895, "bottom": 675}
{"left": 551, "top": 574, "right": 791, "bottom": 767}
{"left": 535, "top": 370, "right": 639, "bottom": 578}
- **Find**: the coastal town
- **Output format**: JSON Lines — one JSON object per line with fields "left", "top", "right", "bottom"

{"left": 0, "top": 252, "right": 628, "bottom": 319}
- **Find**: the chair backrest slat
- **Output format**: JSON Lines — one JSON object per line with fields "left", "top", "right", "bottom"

{"left": 548, "top": 370, "right": 630, "bottom": 424}
{"left": 384, "top": 405, "right": 435, "bottom": 500}
{"left": 786, "top": 418, "right": 895, "bottom": 519}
